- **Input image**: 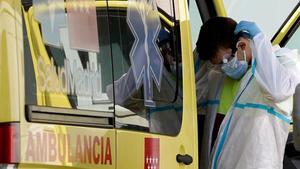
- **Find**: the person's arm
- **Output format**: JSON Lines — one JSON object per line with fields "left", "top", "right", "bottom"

{"left": 106, "top": 67, "right": 138, "bottom": 105}
{"left": 235, "top": 21, "right": 300, "bottom": 102}
{"left": 251, "top": 33, "right": 300, "bottom": 102}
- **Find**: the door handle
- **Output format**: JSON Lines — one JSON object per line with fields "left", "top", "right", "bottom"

{"left": 176, "top": 154, "right": 193, "bottom": 165}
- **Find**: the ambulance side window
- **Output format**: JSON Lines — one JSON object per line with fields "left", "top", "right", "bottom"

{"left": 38, "top": 8, "right": 113, "bottom": 110}
{"left": 43, "top": 10, "right": 114, "bottom": 109}
{"left": 24, "top": 1, "right": 115, "bottom": 127}
{"left": 109, "top": 0, "right": 183, "bottom": 136}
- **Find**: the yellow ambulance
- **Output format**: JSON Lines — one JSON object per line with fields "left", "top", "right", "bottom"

{"left": 0, "top": 0, "right": 299, "bottom": 169}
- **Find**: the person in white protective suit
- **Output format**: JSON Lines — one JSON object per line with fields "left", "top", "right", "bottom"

{"left": 197, "top": 17, "right": 300, "bottom": 169}
{"left": 196, "top": 17, "right": 248, "bottom": 169}
{"left": 195, "top": 52, "right": 227, "bottom": 169}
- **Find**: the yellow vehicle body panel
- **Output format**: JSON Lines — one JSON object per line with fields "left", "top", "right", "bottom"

{"left": 19, "top": 123, "right": 116, "bottom": 169}
{"left": 117, "top": 131, "right": 194, "bottom": 169}
{"left": 0, "top": 0, "right": 22, "bottom": 122}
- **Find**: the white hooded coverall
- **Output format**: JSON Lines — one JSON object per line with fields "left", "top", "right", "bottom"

{"left": 210, "top": 32, "right": 300, "bottom": 169}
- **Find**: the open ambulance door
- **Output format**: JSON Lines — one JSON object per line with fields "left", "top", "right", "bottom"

{"left": 109, "top": 0, "right": 198, "bottom": 169}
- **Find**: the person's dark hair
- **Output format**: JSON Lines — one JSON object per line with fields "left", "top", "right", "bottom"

{"left": 196, "top": 17, "right": 237, "bottom": 60}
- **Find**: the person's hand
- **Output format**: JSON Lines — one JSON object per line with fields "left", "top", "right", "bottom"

{"left": 234, "top": 21, "right": 261, "bottom": 39}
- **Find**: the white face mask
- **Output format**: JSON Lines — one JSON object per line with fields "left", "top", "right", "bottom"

{"left": 221, "top": 49, "right": 248, "bottom": 79}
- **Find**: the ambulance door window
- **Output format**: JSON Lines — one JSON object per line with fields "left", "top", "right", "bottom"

{"left": 108, "top": 0, "right": 183, "bottom": 136}
{"left": 223, "top": 0, "right": 299, "bottom": 40}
